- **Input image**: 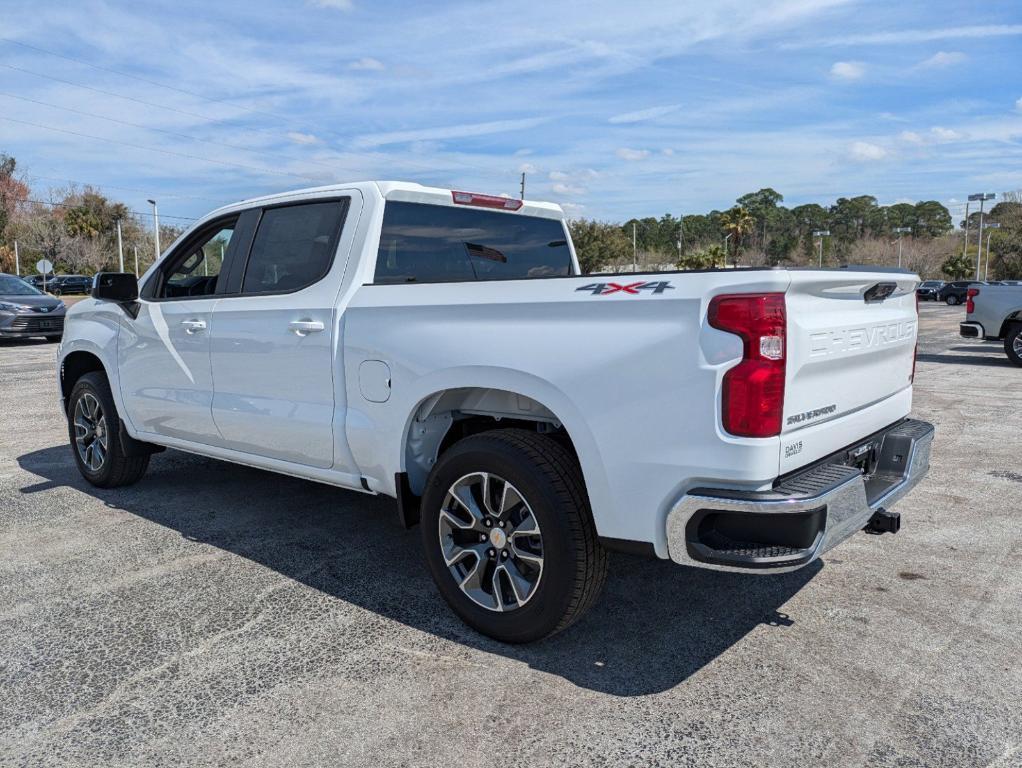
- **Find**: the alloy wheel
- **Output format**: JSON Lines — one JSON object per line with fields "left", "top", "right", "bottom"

{"left": 438, "top": 472, "right": 544, "bottom": 612}
{"left": 73, "top": 392, "right": 108, "bottom": 472}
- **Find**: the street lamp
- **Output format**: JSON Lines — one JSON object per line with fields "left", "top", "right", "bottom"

{"left": 968, "top": 192, "right": 995, "bottom": 279}
{"left": 983, "top": 222, "right": 1001, "bottom": 281}
{"left": 115, "top": 218, "right": 124, "bottom": 272}
{"left": 146, "top": 199, "right": 160, "bottom": 263}
{"left": 723, "top": 232, "right": 733, "bottom": 267}
{"left": 812, "top": 230, "right": 830, "bottom": 267}
{"left": 893, "top": 227, "right": 911, "bottom": 268}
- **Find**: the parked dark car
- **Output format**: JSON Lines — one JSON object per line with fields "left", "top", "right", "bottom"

{"left": 937, "top": 280, "right": 984, "bottom": 306}
{"left": 49, "top": 274, "right": 93, "bottom": 295}
{"left": 0, "top": 273, "right": 66, "bottom": 341}
{"left": 916, "top": 280, "right": 946, "bottom": 301}
{"left": 21, "top": 274, "right": 55, "bottom": 290}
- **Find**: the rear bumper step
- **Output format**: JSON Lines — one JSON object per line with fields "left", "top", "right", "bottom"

{"left": 665, "top": 418, "right": 934, "bottom": 572}
{"left": 959, "top": 322, "right": 983, "bottom": 338}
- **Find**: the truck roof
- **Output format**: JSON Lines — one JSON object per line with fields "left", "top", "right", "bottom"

{"left": 206, "top": 181, "right": 564, "bottom": 222}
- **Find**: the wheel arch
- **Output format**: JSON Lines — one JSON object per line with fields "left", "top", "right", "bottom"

{"left": 60, "top": 350, "right": 107, "bottom": 412}
{"left": 395, "top": 373, "right": 613, "bottom": 535}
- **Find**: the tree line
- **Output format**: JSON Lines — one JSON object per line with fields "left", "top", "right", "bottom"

{"left": 570, "top": 187, "right": 1022, "bottom": 280}
{"left": 0, "top": 153, "right": 183, "bottom": 278}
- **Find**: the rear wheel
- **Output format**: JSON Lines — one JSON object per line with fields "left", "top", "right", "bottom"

{"left": 68, "top": 372, "right": 150, "bottom": 488}
{"left": 420, "top": 429, "right": 607, "bottom": 643}
{"left": 1005, "top": 325, "right": 1022, "bottom": 367}
{"left": 946, "top": 295, "right": 959, "bottom": 306}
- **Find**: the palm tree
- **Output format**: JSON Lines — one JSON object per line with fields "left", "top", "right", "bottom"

{"left": 720, "top": 206, "right": 755, "bottom": 265}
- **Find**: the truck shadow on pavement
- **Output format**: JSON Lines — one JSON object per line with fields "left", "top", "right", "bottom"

{"left": 916, "top": 352, "right": 1011, "bottom": 368}
{"left": 18, "top": 444, "right": 819, "bottom": 697}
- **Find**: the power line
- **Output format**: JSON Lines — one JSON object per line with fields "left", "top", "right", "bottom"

{"left": 0, "top": 36, "right": 297, "bottom": 126}
{"left": 24, "top": 197, "right": 196, "bottom": 221}
{"left": 0, "top": 91, "right": 358, "bottom": 178}
{"left": 25, "top": 174, "right": 226, "bottom": 203}
{"left": 0, "top": 115, "right": 325, "bottom": 183}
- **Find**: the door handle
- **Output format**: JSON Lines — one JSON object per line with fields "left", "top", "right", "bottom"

{"left": 181, "top": 319, "right": 207, "bottom": 334}
{"left": 289, "top": 319, "right": 325, "bottom": 336}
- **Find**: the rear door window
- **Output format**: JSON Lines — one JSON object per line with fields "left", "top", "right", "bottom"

{"left": 241, "top": 200, "right": 348, "bottom": 294}
{"left": 374, "top": 201, "right": 573, "bottom": 284}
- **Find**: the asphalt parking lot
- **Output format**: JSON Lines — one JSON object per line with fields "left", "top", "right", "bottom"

{"left": 1, "top": 302, "right": 1020, "bottom": 767}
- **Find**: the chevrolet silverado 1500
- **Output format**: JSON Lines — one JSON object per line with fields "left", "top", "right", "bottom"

{"left": 58, "top": 182, "right": 934, "bottom": 642}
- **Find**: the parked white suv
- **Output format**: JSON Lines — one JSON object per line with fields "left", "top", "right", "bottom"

{"left": 58, "top": 181, "right": 933, "bottom": 642}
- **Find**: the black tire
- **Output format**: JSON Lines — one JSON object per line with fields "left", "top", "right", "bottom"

{"left": 67, "top": 371, "right": 150, "bottom": 488}
{"left": 420, "top": 429, "right": 608, "bottom": 643}
{"left": 946, "top": 295, "right": 958, "bottom": 306}
{"left": 1005, "top": 324, "right": 1022, "bottom": 367}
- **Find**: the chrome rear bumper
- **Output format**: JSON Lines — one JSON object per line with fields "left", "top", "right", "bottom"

{"left": 665, "top": 419, "right": 934, "bottom": 573}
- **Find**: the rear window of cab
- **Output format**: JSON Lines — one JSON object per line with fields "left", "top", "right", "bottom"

{"left": 374, "top": 201, "right": 573, "bottom": 284}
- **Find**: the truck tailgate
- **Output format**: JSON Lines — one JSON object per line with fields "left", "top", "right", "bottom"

{"left": 780, "top": 271, "right": 918, "bottom": 473}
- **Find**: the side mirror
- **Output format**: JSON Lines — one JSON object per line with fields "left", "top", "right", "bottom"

{"left": 92, "top": 272, "right": 139, "bottom": 303}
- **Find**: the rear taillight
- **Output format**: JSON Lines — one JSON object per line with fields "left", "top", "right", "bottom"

{"left": 966, "top": 287, "right": 980, "bottom": 314}
{"left": 708, "top": 293, "right": 786, "bottom": 438}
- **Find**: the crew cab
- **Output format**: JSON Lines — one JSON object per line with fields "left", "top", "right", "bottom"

{"left": 57, "top": 182, "right": 934, "bottom": 642}
{"left": 960, "top": 283, "right": 1022, "bottom": 366}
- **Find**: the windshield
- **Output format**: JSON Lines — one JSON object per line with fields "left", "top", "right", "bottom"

{"left": 0, "top": 275, "right": 44, "bottom": 296}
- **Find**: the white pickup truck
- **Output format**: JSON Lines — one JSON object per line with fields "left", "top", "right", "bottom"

{"left": 58, "top": 182, "right": 934, "bottom": 642}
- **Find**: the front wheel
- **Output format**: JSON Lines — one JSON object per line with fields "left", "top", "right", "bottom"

{"left": 67, "top": 371, "right": 150, "bottom": 488}
{"left": 1005, "top": 325, "right": 1022, "bottom": 367}
{"left": 946, "top": 295, "right": 959, "bottom": 306}
{"left": 420, "top": 429, "right": 608, "bottom": 643}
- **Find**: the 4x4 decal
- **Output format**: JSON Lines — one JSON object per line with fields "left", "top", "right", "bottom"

{"left": 575, "top": 281, "right": 675, "bottom": 296}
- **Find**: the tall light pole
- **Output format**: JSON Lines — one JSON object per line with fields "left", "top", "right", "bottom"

{"left": 983, "top": 222, "right": 1001, "bottom": 280}
{"left": 723, "top": 233, "right": 733, "bottom": 267}
{"left": 13, "top": 239, "right": 19, "bottom": 276}
{"left": 961, "top": 199, "right": 971, "bottom": 258}
{"left": 632, "top": 222, "right": 637, "bottom": 272}
{"left": 133, "top": 245, "right": 139, "bottom": 278}
{"left": 893, "top": 227, "right": 911, "bottom": 268}
{"left": 115, "top": 218, "right": 124, "bottom": 272}
{"left": 146, "top": 199, "right": 160, "bottom": 262}
{"left": 968, "top": 193, "right": 994, "bottom": 279}
{"left": 812, "top": 230, "right": 830, "bottom": 267}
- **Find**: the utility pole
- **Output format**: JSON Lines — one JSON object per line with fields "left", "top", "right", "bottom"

{"left": 13, "top": 240, "right": 19, "bottom": 276}
{"left": 520, "top": 172, "right": 526, "bottom": 200}
{"left": 893, "top": 227, "right": 911, "bottom": 268}
{"left": 961, "top": 200, "right": 971, "bottom": 259}
{"left": 968, "top": 193, "right": 994, "bottom": 279}
{"left": 116, "top": 219, "right": 124, "bottom": 272}
{"left": 813, "top": 230, "right": 830, "bottom": 268}
{"left": 133, "top": 246, "right": 139, "bottom": 277}
{"left": 632, "top": 222, "right": 637, "bottom": 272}
{"left": 723, "top": 233, "right": 733, "bottom": 267}
{"left": 679, "top": 214, "right": 684, "bottom": 256}
{"left": 147, "top": 199, "right": 160, "bottom": 262}
{"left": 983, "top": 222, "right": 1001, "bottom": 280}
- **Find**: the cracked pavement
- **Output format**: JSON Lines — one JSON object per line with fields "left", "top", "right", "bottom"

{"left": 1, "top": 303, "right": 1020, "bottom": 767}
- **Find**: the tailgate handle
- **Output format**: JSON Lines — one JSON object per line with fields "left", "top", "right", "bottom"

{"left": 864, "top": 282, "right": 897, "bottom": 303}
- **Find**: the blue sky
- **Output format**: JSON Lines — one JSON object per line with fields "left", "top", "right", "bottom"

{"left": 1, "top": 0, "right": 1021, "bottom": 225}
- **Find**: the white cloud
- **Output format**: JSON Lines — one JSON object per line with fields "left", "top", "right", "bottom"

{"left": 899, "top": 130, "right": 924, "bottom": 145}
{"left": 616, "top": 147, "right": 650, "bottom": 161}
{"left": 830, "top": 61, "right": 865, "bottom": 81}
{"left": 930, "top": 126, "right": 964, "bottom": 142}
{"left": 548, "top": 170, "right": 569, "bottom": 181}
{"left": 308, "top": 0, "right": 353, "bottom": 9}
{"left": 287, "top": 131, "right": 320, "bottom": 145}
{"left": 788, "top": 24, "right": 1022, "bottom": 48}
{"left": 1016, "top": 97, "right": 1022, "bottom": 111}
{"left": 518, "top": 162, "right": 537, "bottom": 174}
{"left": 552, "top": 182, "right": 587, "bottom": 196}
{"left": 849, "top": 141, "right": 888, "bottom": 161}
{"left": 662, "top": 148, "right": 675, "bottom": 156}
{"left": 353, "top": 117, "right": 548, "bottom": 148}
{"left": 916, "top": 51, "right": 966, "bottom": 69}
{"left": 349, "top": 57, "right": 385, "bottom": 71}
{"left": 608, "top": 104, "right": 681, "bottom": 124}
{"left": 561, "top": 202, "right": 586, "bottom": 218}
